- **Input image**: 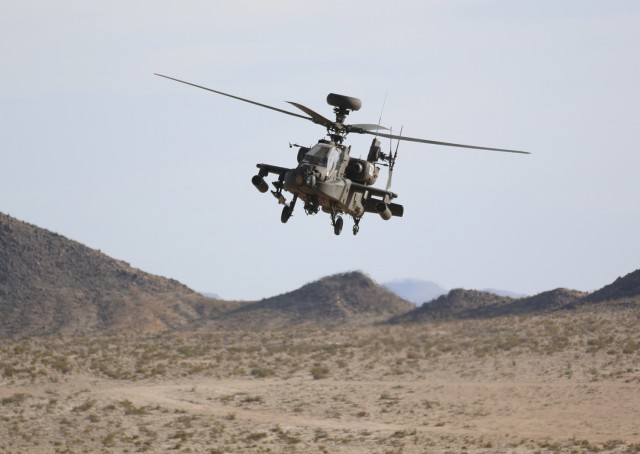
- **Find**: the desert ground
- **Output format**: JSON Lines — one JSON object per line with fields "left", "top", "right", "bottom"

{"left": 1, "top": 304, "right": 640, "bottom": 453}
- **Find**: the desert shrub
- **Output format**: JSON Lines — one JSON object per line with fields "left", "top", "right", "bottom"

{"left": 1, "top": 393, "right": 29, "bottom": 406}
{"left": 622, "top": 338, "right": 639, "bottom": 354}
{"left": 497, "top": 334, "right": 527, "bottom": 351}
{"left": 273, "top": 425, "right": 301, "bottom": 444}
{"left": 250, "top": 366, "right": 275, "bottom": 378}
{"left": 310, "top": 363, "right": 330, "bottom": 380}
{"left": 47, "top": 356, "right": 73, "bottom": 374}
{"left": 72, "top": 398, "right": 96, "bottom": 412}
{"left": 245, "top": 432, "right": 268, "bottom": 442}
{"left": 587, "top": 335, "right": 615, "bottom": 353}
{"left": 241, "top": 395, "right": 264, "bottom": 404}
{"left": 103, "top": 432, "right": 118, "bottom": 447}
{"left": 119, "top": 399, "right": 149, "bottom": 415}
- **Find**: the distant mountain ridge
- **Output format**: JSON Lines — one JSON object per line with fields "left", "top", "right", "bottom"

{"left": 383, "top": 279, "right": 525, "bottom": 305}
{"left": 2, "top": 212, "right": 640, "bottom": 338}
{"left": 388, "top": 287, "right": 591, "bottom": 324}
{"left": 383, "top": 279, "right": 447, "bottom": 305}
{"left": 388, "top": 276, "right": 640, "bottom": 324}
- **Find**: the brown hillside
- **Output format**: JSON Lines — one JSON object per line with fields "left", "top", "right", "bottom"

{"left": 388, "top": 289, "right": 513, "bottom": 323}
{"left": 217, "top": 271, "right": 413, "bottom": 329}
{"left": 472, "top": 288, "right": 588, "bottom": 317}
{"left": 4, "top": 211, "right": 640, "bottom": 338}
{"left": 387, "top": 276, "right": 638, "bottom": 324}
{"left": 387, "top": 287, "right": 588, "bottom": 323}
{"left": 585, "top": 269, "right": 640, "bottom": 303}
{"left": 0, "top": 213, "right": 230, "bottom": 337}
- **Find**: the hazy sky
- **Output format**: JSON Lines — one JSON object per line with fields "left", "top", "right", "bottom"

{"left": 2, "top": 1, "right": 639, "bottom": 300}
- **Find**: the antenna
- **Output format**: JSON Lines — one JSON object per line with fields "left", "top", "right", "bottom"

{"left": 386, "top": 125, "right": 402, "bottom": 191}
{"left": 376, "top": 92, "right": 388, "bottom": 137}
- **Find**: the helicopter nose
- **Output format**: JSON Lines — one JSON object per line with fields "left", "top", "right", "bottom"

{"left": 284, "top": 169, "right": 298, "bottom": 190}
{"left": 285, "top": 167, "right": 315, "bottom": 191}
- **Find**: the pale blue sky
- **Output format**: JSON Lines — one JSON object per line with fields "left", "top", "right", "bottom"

{"left": 2, "top": 1, "right": 639, "bottom": 300}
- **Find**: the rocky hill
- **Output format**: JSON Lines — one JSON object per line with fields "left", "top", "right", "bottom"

{"left": 585, "top": 269, "right": 640, "bottom": 303}
{"left": 388, "top": 271, "right": 640, "bottom": 324}
{"left": 388, "top": 289, "right": 512, "bottom": 323}
{"left": 3, "top": 212, "right": 640, "bottom": 338}
{"left": 0, "top": 213, "right": 234, "bottom": 337}
{"left": 0, "top": 213, "right": 411, "bottom": 337}
{"left": 216, "top": 271, "right": 414, "bottom": 329}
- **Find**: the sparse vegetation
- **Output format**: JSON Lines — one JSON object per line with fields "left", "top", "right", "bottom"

{"left": 1, "top": 297, "right": 640, "bottom": 452}
{"left": 5, "top": 213, "right": 640, "bottom": 451}
{"left": 310, "top": 362, "right": 330, "bottom": 379}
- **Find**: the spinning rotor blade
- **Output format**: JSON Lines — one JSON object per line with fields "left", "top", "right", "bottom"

{"left": 286, "top": 101, "right": 336, "bottom": 129}
{"left": 347, "top": 123, "right": 390, "bottom": 132}
{"left": 286, "top": 100, "right": 393, "bottom": 134}
{"left": 156, "top": 73, "right": 528, "bottom": 154}
{"left": 363, "top": 130, "right": 529, "bottom": 154}
{"left": 155, "top": 74, "right": 311, "bottom": 122}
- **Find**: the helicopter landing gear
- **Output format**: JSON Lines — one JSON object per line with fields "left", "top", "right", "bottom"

{"left": 304, "top": 199, "right": 319, "bottom": 215}
{"left": 281, "top": 205, "right": 292, "bottom": 223}
{"left": 334, "top": 216, "right": 343, "bottom": 235}
{"left": 330, "top": 203, "right": 343, "bottom": 235}
{"left": 281, "top": 195, "right": 297, "bottom": 223}
{"left": 352, "top": 218, "right": 361, "bottom": 236}
{"left": 270, "top": 179, "right": 286, "bottom": 205}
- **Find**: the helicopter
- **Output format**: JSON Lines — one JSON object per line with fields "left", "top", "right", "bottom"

{"left": 155, "top": 74, "right": 528, "bottom": 236}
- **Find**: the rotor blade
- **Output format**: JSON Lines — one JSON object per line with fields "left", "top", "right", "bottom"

{"left": 286, "top": 101, "right": 336, "bottom": 129}
{"left": 155, "top": 73, "right": 311, "bottom": 122}
{"left": 347, "top": 123, "right": 391, "bottom": 132}
{"left": 362, "top": 130, "right": 529, "bottom": 154}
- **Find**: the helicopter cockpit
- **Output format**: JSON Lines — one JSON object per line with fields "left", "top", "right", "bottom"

{"left": 301, "top": 142, "right": 341, "bottom": 178}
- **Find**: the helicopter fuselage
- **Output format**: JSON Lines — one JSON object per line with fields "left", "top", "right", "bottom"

{"left": 253, "top": 138, "right": 404, "bottom": 234}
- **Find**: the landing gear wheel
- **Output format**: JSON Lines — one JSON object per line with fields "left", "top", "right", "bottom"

{"left": 353, "top": 218, "right": 361, "bottom": 236}
{"left": 333, "top": 216, "right": 343, "bottom": 235}
{"left": 281, "top": 195, "right": 297, "bottom": 224}
{"left": 281, "top": 205, "right": 292, "bottom": 223}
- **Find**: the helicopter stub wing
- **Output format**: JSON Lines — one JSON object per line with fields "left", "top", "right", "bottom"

{"left": 256, "top": 163, "right": 289, "bottom": 176}
{"left": 363, "top": 202, "right": 404, "bottom": 217}
{"left": 350, "top": 181, "right": 398, "bottom": 200}
{"left": 349, "top": 182, "right": 404, "bottom": 217}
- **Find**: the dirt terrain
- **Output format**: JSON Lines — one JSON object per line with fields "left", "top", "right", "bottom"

{"left": 2, "top": 303, "right": 640, "bottom": 453}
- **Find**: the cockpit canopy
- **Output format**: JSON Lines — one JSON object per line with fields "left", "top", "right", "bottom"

{"left": 302, "top": 142, "right": 341, "bottom": 178}
{"left": 302, "top": 143, "right": 332, "bottom": 166}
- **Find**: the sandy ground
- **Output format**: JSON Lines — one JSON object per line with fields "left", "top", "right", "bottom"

{"left": 1, "top": 306, "right": 640, "bottom": 453}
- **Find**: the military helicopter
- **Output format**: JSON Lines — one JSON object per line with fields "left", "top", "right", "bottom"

{"left": 155, "top": 74, "right": 528, "bottom": 236}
